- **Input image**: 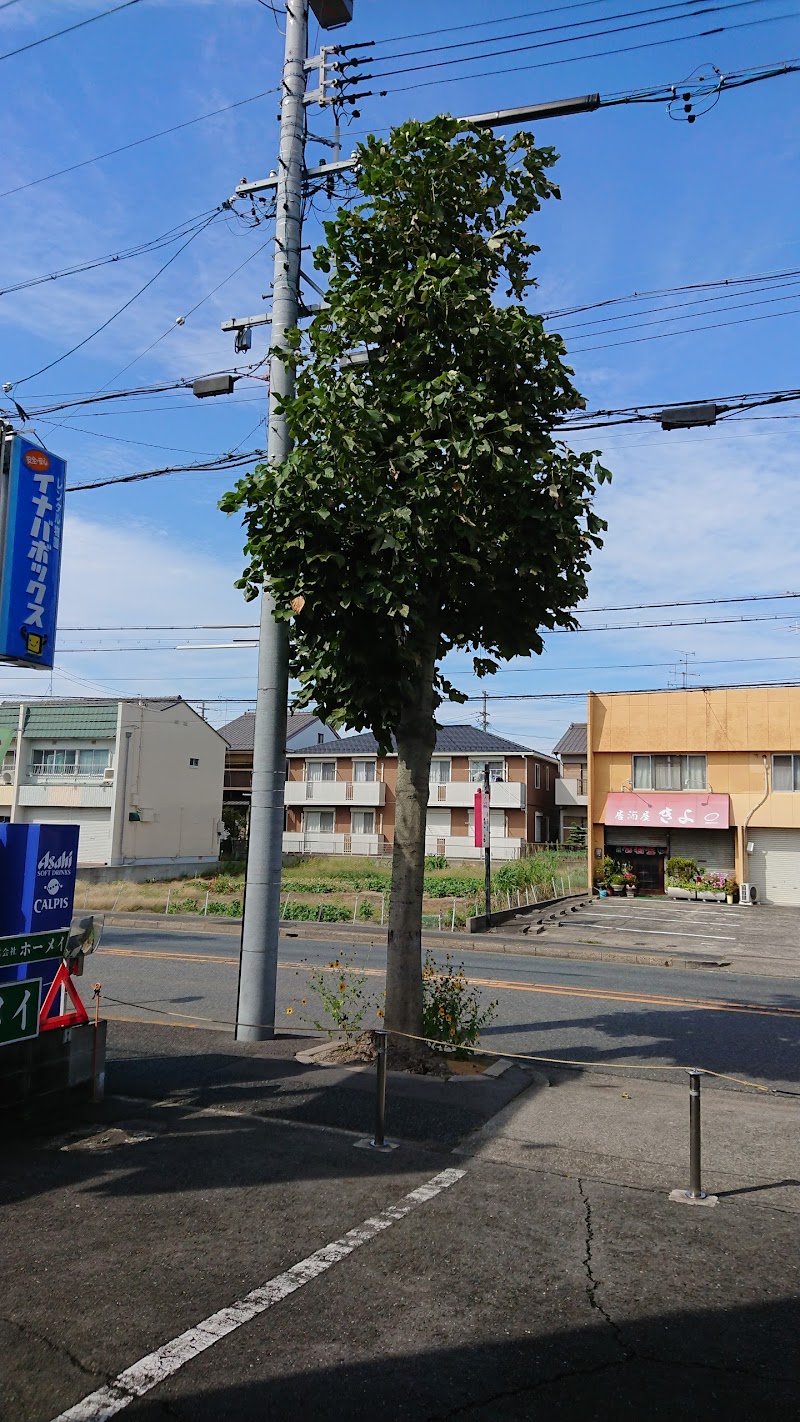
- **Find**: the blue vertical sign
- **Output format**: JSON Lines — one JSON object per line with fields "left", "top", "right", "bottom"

{"left": 0, "top": 823, "right": 79, "bottom": 937}
{"left": 0, "top": 435, "right": 66, "bottom": 669}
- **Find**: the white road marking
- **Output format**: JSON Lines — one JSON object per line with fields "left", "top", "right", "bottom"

{"left": 567, "top": 920, "right": 736, "bottom": 942}
{"left": 50, "top": 1168, "right": 465, "bottom": 1422}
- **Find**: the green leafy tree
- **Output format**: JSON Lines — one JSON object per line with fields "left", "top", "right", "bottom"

{"left": 221, "top": 116, "right": 610, "bottom": 1056}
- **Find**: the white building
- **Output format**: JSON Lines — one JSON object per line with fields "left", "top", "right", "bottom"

{"left": 0, "top": 697, "right": 226, "bottom": 868}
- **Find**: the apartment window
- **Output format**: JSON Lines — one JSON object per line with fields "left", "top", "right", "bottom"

{"left": 304, "top": 810, "right": 335, "bottom": 834}
{"left": 632, "top": 754, "right": 706, "bottom": 790}
{"left": 429, "top": 759, "right": 451, "bottom": 784}
{"left": 772, "top": 755, "right": 800, "bottom": 791}
{"left": 534, "top": 763, "right": 541, "bottom": 789}
{"left": 353, "top": 759, "right": 376, "bottom": 782}
{"left": 469, "top": 759, "right": 504, "bottom": 783}
{"left": 78, "top": 749, "right": 110, "bottom": 774}
{"left": 307, "top": 760, "right": 336, "bottom": 782}
{"left": 351, "top": 810, "right": 375, "bottom": 835}
{"left": 189, "top": 757, "right": 199, "bottom": 768}
{"left": 31, "top": 749, "right": 76, "bottom": 775}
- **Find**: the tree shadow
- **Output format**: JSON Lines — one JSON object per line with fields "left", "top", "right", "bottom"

{"left": 480, "top": 997, "right": 800, "bottom": 1087}
{"left": 102, "top": 1297, "right": 800, "bottom": 1421}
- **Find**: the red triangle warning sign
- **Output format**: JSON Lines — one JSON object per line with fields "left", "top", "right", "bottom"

{"left": 39, "top": 962, "right": 89, "bottom": 1032}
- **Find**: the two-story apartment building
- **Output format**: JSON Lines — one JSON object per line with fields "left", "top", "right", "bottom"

{"left": 588, "top": 685, "right": 800, "bottom": 902}
{"left": 553, "top": 722, "right": 588, "bottom": 842}
{"left": 220, "top": 710, "right": 339, "bottom": 813}
{"left": 0, "top": 697, "right": 226, "bottom": 868}
{"left": 284, "top": 726, "right": 558, "bottom": 860}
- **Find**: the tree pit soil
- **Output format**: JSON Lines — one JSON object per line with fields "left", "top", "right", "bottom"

{"left": 302, "top": 1033, "right": 495, "bottom": 1077}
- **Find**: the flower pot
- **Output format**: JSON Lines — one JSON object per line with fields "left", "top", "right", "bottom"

{"left": 726, "top": 894, "right": 735, "bottom": 905}
{"left": 667, "top": 886, "right": 695, "bottom": 900}
{"left": 698, "top": 890, "right": 726, "bottom": 903}
{"left": 610, "top": 884, "right": 624, "bottom": 895}
{"left": 625, "top": 886, "right": 636, "bottom": 897}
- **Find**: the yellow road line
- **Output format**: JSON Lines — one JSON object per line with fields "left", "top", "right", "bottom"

{"left": 98, "top": 947, "right": 800, "bottom": 1020}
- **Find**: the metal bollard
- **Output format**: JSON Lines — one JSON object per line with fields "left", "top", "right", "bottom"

{"left": 670, "top": 1069, "right": 718, "bottom": 1206}
{"left": 373, "top": 1029, "right": 387, "bottom": 1147}
{"left": 688, "top": 1069, "right": 704, "bottom": 1197}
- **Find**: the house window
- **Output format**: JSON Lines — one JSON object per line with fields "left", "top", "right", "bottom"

{"left": 353, "top": 760, "right": 376, "bottom": 782}
{"left": 772, "top": 755, "right": 800, "bottom": 791}
{"left": 467, "top": 807, "right": 505, "bottom": 836}
{"left": 31, "top": 749, "right": 76, "bottom": 776}
{"left": 632, "top": 754, "right": 706, "bottom": 790}
{"left": 534, "top": 763, "right": 541, "bottom": 789}
{"left": 307, "top": 760, "right": 336, "bottom": 782}
{"left": 429, "top": 759, "right": 451, "bottom": 784}
{"left": 351, "top": 810, "right": 375, "bottom": 835}
{"left": 317, "top": 732, "right": 325, "bottom": 743}
{"left": 304, "top": 810, "right": 335, "bottom": 834}
{"left": 469, "top": 759, "right": 504, "bottom": 782}
{"left": 78, "top": 749, "right": 110, "bottom": 775}
{"left": 189, "top": 757, "right": 199, "bottom": 768}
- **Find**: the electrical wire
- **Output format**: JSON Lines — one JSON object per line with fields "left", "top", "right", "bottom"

{"left": 10, "top": 212, "right": 221, "bottom": 389}
{"left": 0, "top": 88, "right": 279, "bottom": 201}
{"left": 0, "top": 205, "right": 226, "bottom": 299}
{"left": 365, "top": 0, "right": 761, "bottom": 67}
{"left": 368, "top": 0, "right": 781, "bottom": 78}
{"left": 66, "top": 448, "right": 266, "bottom": 493}
{"left": 375, "top": 9, "right": 800, "bottom": 94}
{"left": 0, "top": 0, "right": 144, "bottom": 64}
{"left": 364, "top": 0, "right": 689, "bottom": 47}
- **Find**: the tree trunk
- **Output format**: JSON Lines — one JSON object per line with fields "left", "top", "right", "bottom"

{"left": 384, "top": 639, "right": 438, "bottom": 1062}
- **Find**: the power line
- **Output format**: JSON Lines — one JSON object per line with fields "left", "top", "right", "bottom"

{"left": 464, "top": 678, "right": 800, "bottom": 700}
{"left": 366, "top": 0, "right": 756, "bottom": 68}
{"left": 366, "top": 0, "right": 682, "bottom": 47}
{"left": 0, "top": 0, "right": 144, "bottom": 64}
{"left": 0, "top": 205, "right": 225, "bottom": 299}
{"left": 376, "top": 9, "right": 799, "bottom": 93}
{"left": 11, "top": 211, "right": 221, "bottom": 389}
{"left": 0, "top": 89, "right": 279, "bottom": 201}
{"left": 66, "top": 448, "right": 266, "bottom": 493}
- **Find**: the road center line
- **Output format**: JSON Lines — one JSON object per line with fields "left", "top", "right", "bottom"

{"left": 50, "top": 1167, "right": 465, "bottom": 1422}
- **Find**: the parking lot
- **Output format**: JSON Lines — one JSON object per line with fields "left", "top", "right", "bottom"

{"left": 499, "top": 895, "right": 800, "bottom": 978}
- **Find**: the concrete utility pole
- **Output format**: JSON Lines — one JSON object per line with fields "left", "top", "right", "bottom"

{"left": 234, "top": 0, "right": 309, "bottom": 1041}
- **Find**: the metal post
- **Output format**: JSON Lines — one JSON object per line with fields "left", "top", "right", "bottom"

{"left": 484, "top": 764, "right": 492, "bottom": 923}
{"left": 91, "top": 983, "right": 104, "bottom": 1103}
{"left": 688, "top": 1069, "right": 704, "bottom": 1198}
{"left": 380, "top": 892, "right": 385, "bottom": 925}
{"left": 235, "top": 0, "right": 309, "bottom": 1042}
{"left": 373, "top": 1028, "right": 387, "bottom": 1146}
{"left": 203, "top": 890, "right": 209, "bottom": 917}
{"left": 165, "top": 887, "right": 171, "bottom": 916}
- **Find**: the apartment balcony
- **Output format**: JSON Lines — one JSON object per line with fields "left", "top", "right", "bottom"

{"left": 428, "top": 781, "right": 526, "bottom": 810}
{"left": 425, "top": 834, "right": 526, "bottom": 862}
{"left": 284, "top": 779, "right": 386, "bottom": 807}
{"left": 0, "top": 781, "right": 12, "bottom": 807}
{"left": 555, "top": 776, "right": 588, "bottom": 808}
{"left": 283, "top": 832, "right": 386, "bottom": 857}
{"left": 18, "top": 783, "right": 114, "bottom": 808}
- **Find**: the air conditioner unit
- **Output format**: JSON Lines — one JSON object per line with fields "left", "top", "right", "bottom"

{"left": 103, "top": 767, "right": 114, "bottom": 781}
{"left": 739, "top": 882, "right": 758, "bottom": 905}
{"left": 1, "top": 771, "right": 12, "bottom": 785}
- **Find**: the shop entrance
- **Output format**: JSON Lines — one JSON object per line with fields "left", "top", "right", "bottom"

{"left": 610, "top": 844, "right": 665, "bottom": 895}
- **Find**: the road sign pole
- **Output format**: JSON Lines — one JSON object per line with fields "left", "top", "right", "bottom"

{"left": 235, "top": 0, "right": 310, "bottom": 1041}
{"left": 483, "top": 764, "right": 492, "bottom": 924}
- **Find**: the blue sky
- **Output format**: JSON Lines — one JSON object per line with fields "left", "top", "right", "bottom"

{"left": 0, "top": 0, "right": 799, "bottom": 751}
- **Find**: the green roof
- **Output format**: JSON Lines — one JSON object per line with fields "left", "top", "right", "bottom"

{"left": 0, "top": 701, "right": 118, "bottom": 740}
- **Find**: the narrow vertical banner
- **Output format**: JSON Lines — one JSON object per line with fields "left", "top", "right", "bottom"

{"left": 483, "top": 764, "right": 492, "bottom": 921}
{"left": 474, "top": 788, "right": 483, "bottom": 848}
{"left": 0, "top": 435, "right": 67, "bottom": 669}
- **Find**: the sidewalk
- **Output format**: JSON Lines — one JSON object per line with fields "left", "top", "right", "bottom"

{"left": 2, "top": 1022, "right": 798, "bottom": 1421}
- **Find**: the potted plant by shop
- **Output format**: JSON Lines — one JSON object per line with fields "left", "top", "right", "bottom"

{"left": 665, "top": 856, "right": 698, "bottom": 900}
{"left": 725, "top": 878, "right": 739, "bottom": 906}
{"left": 609, "top": 872, "right": 625, "bottom": 895}
{"left": 697, "top": 872, "right": 727, "bottom": 903}
{"left": 623, "top": 868, "right": 637, "bottom": 897}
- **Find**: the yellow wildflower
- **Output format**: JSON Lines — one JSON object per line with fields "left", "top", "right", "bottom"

{"left": 286, "top": 1006, "right": 293, "bottom": 1015}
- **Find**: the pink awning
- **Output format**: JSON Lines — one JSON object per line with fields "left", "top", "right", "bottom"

{"left": 603, "top": 791, "right": 730, "bottom": 830}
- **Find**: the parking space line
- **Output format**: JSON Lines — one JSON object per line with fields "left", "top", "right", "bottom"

{"left": 568, "top": 920, "right": 736, "bottom": 942}
{"left": 50, "top": 1167, "right": 465, "bottom": 1422}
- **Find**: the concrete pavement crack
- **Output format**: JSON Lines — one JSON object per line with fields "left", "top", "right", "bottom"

{"left": 0, "top": 1313, "right": 104, "bottom": 1382}
{"left": 577, "top": 1178, "right": 630, "bottom": 1356}
{"left": 424, "top": 1358, "right": 629, "bottom": 1419}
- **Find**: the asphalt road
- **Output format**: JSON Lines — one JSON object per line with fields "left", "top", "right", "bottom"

{"left": 87, "top": 925, "right": 800, "bottom": 1094}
